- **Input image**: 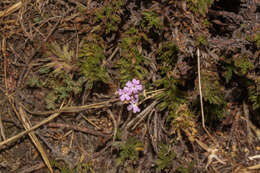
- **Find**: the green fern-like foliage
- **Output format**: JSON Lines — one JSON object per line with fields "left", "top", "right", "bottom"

{"left": 176, "top": 161, "right": 195, "bottom": 173}
{"left": 248, "top": 86, "right": 260, "bottom": 110}
{"left": 39, "top": 72, "right": 85, "bottom": 110}
{"left": 141, "top": 11, "right": 162, "bottom": 31}
{"left": 233, "top": 55, "right": 254, "bottom": 76}
{"left": 94, "top": 0, "right": 124, "bottom": 34}
{"left": 248, "top": 77, "right": 260, "bottom": 110}
{"left": 201, "top": 70, "right": 225, "bottom": 105}
{"left": 116, "top": 27, "right": 148, "bottom": 83}
{"left": 156, "top": 77, "right": 186, "bottom": 112}
{"left": 156, "top": 42, "right": 179, "bottom": 74}
{"left": 200, "top": 70, "right": 226, "bottom": 120}
{"left": 186, "top": 0, "right": 215, "bottom": 15}
{"left": 155, "top": 143, "right": 176, "bottom": 171}
{"left": 155, "top": 42, "right": 186, "bottom": 112}
{"left": 79, "top": 37, "right": 110, "bottom": 89}
{"left": 114, "top": 137, "right": 143, "bottom": 166}
{"left": 222, "top": 62, "right": 236, "bottom": 83}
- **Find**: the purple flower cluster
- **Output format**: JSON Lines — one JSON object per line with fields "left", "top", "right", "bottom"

{"left": 118, "top": 79, "right": 143, "bottom": 113}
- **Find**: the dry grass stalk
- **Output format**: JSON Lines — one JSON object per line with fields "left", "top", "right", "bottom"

{"left": 18, "top": 106, "right": 53, "bottom": 173}
{"left": 0, "top": 1, "right": 22, "bottom": 18}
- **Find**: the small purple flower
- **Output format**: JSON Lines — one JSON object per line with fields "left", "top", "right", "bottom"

{"left": 127, "top": 100, "right": 140, "bottom": 113}
{"left": 130, "top": 94, "right": 139, "bottom": 101}
{"left": 132, "top": 78, "right": 140, "bottom": 85}
{"left": 126, "top": 81, "right": 133, "bottom": 88}
{"left": 118, "top": 87, "right": 131, "bottom": 101}
{"left": 126, "top": 79, "right": 142, "bottom": 93}
{"left": 132, "top": 79, "right": 142, "bottom": 92}
{"left": 118, "top": 78, "right": 143, "bottom": 113}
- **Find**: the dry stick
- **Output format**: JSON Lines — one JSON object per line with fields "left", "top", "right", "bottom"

{"left": 127, "top": 100, "right": 158, "bottom": 130}
{"left": 47, "top": 123, "right": 110, "bottom": 137}
{"left": 107, "top": 109, "right": 117, "bottom": 144}
{"left": 0, "top": 111, "right": 61, "bottom": 147}
{"left": 20, "top": 162, "right": 45, "bottom": 173}
{"left": 23, "top": 98, "right": 119, "bottom": 116}
{"left": 24, "top": 90, "right": 162, "bottom": 116}
{"left": 0, "top": 97, "right": 119, "bottom": 147}
{"left": 18, "top": 107, "right": 53, "bottom": 173}
{"left": 0, "top": 1, "right": 22, "bottom": 18}
{"left": 197, "top": 49, "right": 216, "bottom": 144}
{"left": 197, "top": 49, "right": 205, "bottom": 127}
{"left": 1, "top": 38, "right": 7, "bottom": 141}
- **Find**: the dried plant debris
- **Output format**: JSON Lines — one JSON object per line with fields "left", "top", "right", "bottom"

{"left": 0, "top": 0, "right": 260, "bottom": 172}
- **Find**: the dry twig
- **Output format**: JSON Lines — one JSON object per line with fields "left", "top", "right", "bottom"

{"left": 107, "top": 109, "right": 117, "bottom": 144}
{"left": 197, "top": 49, "right": 217, "bottom": 144}
{"left": 0, "top": 1, "right": 22, "bottom": 18}
{"left": 18, "top": 106, "right": 53, "bottom": 173}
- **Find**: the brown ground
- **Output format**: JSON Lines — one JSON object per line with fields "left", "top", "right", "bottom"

{"left": 0, "top": 0, "right": 260, "bottom": 173}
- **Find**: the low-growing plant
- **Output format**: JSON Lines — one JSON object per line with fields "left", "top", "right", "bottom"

{"left": 176, "top": 161, "right": 194, "bottom": 173}
{"left": 156, "top": 143, "right": 176, "bottom": 171}
{"left": 196, "top": 35, "right": 207, "bottom": 46}
{"left": 116, "top": 27, "right": 149, "bottom": 83}
{"left": 94, "top": 0, "right": 124, "bottom": 34}
{"left": 79, "top": 36, "right": 110, "bottom": 89}
{"left": 114, "top": 137, "right": 143, "bottom": 166}
{"left": 28, "top": 42, "right": 84, "bottom": 109}
{"left": 199, "top": 70, "right": 226, "bottom": 121}
{"left": 167, "top": 104, "right": 197, "bottom": 142}
{"left": 186, "top": 0, "right": 215, "bottom": 15}
{"left": 233, "top": 55, "right": 254, "bottom": 76}
{"left": 248, "top": 77, "right": 260, "bottom": 110}
{"left": 156, "top": 77, "right": 186, "bottom": 113}
{"left": 141, "top": 11, "right": 162, "bottom": 31}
